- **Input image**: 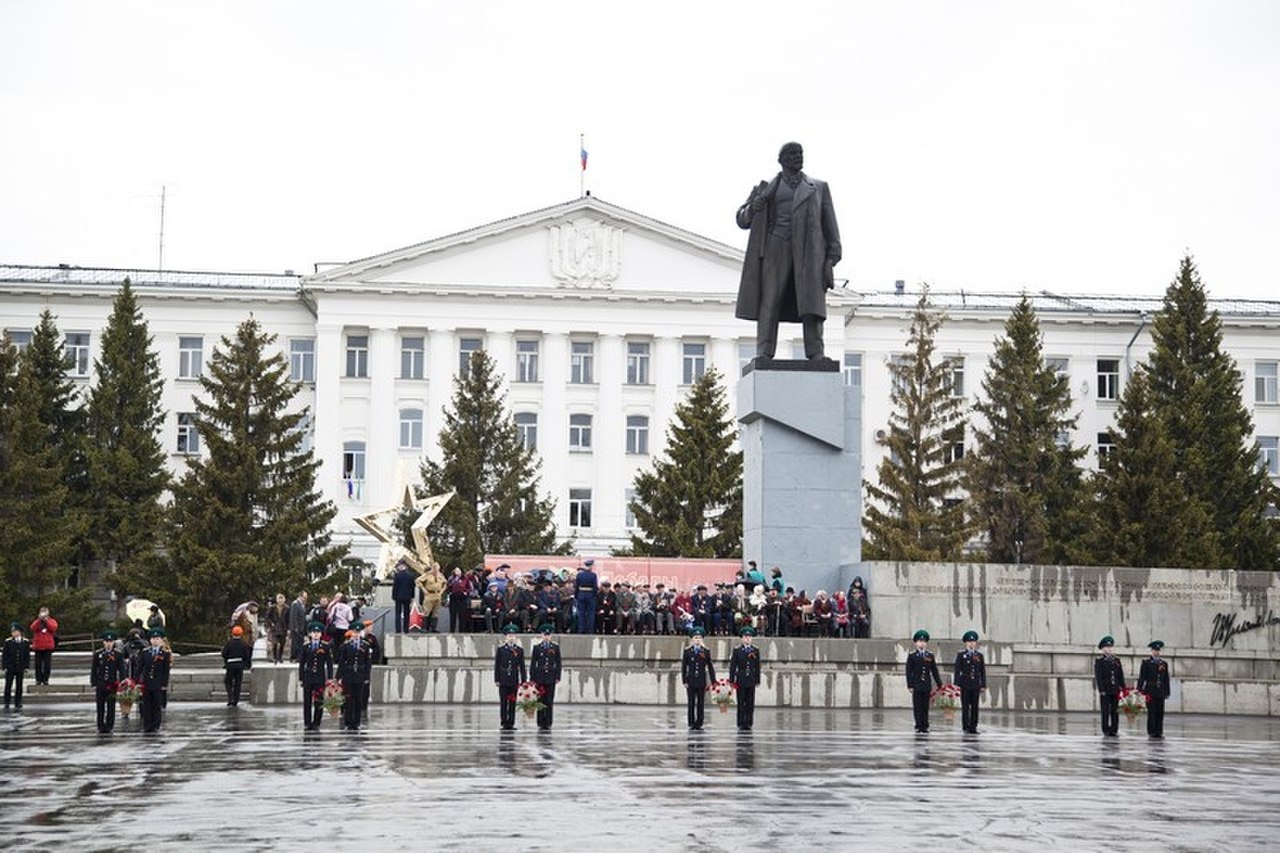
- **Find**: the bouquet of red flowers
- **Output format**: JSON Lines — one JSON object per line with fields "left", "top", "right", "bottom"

{"left": 320, "top": 678, "right": 346, "bottom": 715}
{"left": 114, "top": 678, "right": 142, "bottom": 713}
{"left": 930, "top": 683, "right": 961, "bottom": 713}
{"left": 514, "top": 681, "right": 546, "bottom": 716}
{"left": 1118, "top": 687, "right": 1148, "bottom": 718}
{"left": 709, "top": 678, "right": 736, "bottom": 711}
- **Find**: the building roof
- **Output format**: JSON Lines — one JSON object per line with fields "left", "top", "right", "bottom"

{"left": 855, "top": 289, "right": 1280, "bottom": 319}
{"left": 0, "top": 264, "right": 300, "bottom": 292}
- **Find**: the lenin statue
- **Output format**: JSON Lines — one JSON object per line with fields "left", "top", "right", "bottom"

{"left": 735, "top": 142, "right": 842, "bottom": 361}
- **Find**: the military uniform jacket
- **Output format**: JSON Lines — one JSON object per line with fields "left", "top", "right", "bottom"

{"left": 905, "top": 650, "right": 942, "bottom": 692}
{"left": 221, "top": 637, "right": 252, "bottom": 671}
{"left": 728, "top": 644, "right": 762, "bottom": 687}
{"left": 574, "top": 570, "right": 598, "bottom": 596}
{"left": 1094, "top": 655, "right": 1125, "bottom": 695}
{"left": 530, "top": 641, "right": 562, "bottom": 685}
{"left": 681, "top": 645, "right": 716, "bottom": 688}
{"left": 1137, "top": 657, "right": 1171, "bottom": 700}
{"left": 953, "top": 649, "right": 987, "bottom": 690}
{"left": 136, "top": 647, "right": 172, "bottom": 690}
{"left": 494, "top": 643, "right": 526, "bottom": 687}
{"left": 3, "top": 637, "right": 31, "bottom": 673}
{"left": 90, "top": 647, "right": 125, "bottom": 688}
{"left": 335, "top": 639, "right": 373, "bottom": 682}
{"left": 298, "top": 640, "right": 333, "bottom": 686}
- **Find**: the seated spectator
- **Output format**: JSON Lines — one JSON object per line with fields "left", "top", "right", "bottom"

{"left": 812, "top": 590, "right": 834, "bottom": 638}
{"left": 635, "top": 585, "right": 655, "bottom": 635}
{"left": 832, "top": 590, "right": 851, "bottom": 638}
{"left": 849, "top": 584, "right": 871, "bottom": 639}
{"left": 615, "top": 582, "right": 638, "bottom": 635}
{"left": 481, "top": 583, "right": 504, "bottom": 634}
{"left": 653, "top": 584, "right": 675, "bottom": 635}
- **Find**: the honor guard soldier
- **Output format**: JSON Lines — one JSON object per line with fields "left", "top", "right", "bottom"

{"left": 221, "top": 625, "right": 253, "bottom": 706}
{"left": 905, "top": 629, "right": 943, "bottom": 732}
{"left": 90, "top": 630, "right": 125, "bottom": 733}
{"left": 1094, "top": 635, "right": 1124, "bottom": 737}
{"left": 953, "top": 630, "right": 987, "bottom": 734}
{"left": 3, "top": 623, "right": 31, "bottom": 710}
{"left": 681, "top": 627, "right": 716, "bottom": 730}
{"left": 1137, "top": 640, "right": 1171, "bottom": 738}
{"left": 359, "top": 620, "right": 379, "bottom": 721}
{"left": 530, "top": 624, "right": 562, "bottom": 730}
{"left": 495, "top": 624, "right": 527, "bottom": 730}
{"left": 335, "top": 627, "right": 373, "bottom": 731}
{"left": 137, "top": 628, "right": 172, "bottom": 732}
{"left": 728, "top": 626, "right": 763, "bottom": 731}
{"left": 298, "top": 622, "right": 332, "bottom": 730}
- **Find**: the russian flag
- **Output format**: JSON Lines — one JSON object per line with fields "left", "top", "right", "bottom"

{"left": 581, "top": 146, "right": 588, "bottom": 171}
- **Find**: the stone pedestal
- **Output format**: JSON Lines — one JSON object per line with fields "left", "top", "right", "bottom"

{"left": 738, "top": 360, "right": 861, "bottom": 598}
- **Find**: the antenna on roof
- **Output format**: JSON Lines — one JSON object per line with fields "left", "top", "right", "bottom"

{"left": 157, "top": 184, "right": 166, "bottom": 272}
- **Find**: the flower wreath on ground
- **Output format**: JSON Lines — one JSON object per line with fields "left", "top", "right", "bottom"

{"left": 930, "top": 683, "right": 961, "bottom": 712}
{"left": 709, "top": 678, "right": 736, "bottom": 709}
{"left": 1118, "top": 687, "right": 1148, "bottom": 718}
{"left": 514, "top": 681, "right": 546, "bottom": 715}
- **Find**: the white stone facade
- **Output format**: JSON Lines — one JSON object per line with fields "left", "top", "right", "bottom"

{"left": 3, "top": 197, "right": 1279, "bottom": 562}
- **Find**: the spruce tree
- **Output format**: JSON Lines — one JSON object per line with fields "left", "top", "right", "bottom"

{"left": 0, "top": 336, "right": 88, "bottom": 627}
{"left": 84, "top": 280, "right": 170, "bottom": 593}
{"left": 1090, "top": 367, "right": 1220, "bottom": 568}
{"left": 164, "top": 317, "right": 346, "bottom": 641}
{"left": 965, "top": 296, "right": 1088, "bottom": 564}
{"left": 863, "top": 290, "right": 968, "bottom": 561}
{"left": 1144, "top": 256, "right": 1280, "bottom": 570}
{"left": 24, "top": 310, "right": 89, "bottom": 502}
{"left": 626, "top": 367, "right": 743, "bottom": 558}
{"left": 415, "top": 349, "right": 566, "bottom": 571}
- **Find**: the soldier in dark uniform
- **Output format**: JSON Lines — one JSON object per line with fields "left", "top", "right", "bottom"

{"left": 90, "top": 630, "right": 125, "bottom": 733}
{"left": 596, "top": 581, "right": 617, "bottom": 635}
{"left": 494, "top": 624, "right": 526, "bottom": 730}
{"left": 137, "top": 628, "right": 172, "bottom": 733}
{"left": 681, "top": 627, "right": 716, "bottom": 730}
{"left": 1137, "top": 640, "right": 1171, "bottom": 738}
{"left": 574, "top": 560, "right": 599, "bottom": 634}
{"left": 905, "top": 629, "right": 942, "bottom": 733}
{"left": 3, "top": 623, "right": 31, "bottom": 710}
{"left": 953, "top": 629, "right": 987, "bottom": 734}
{"left": 334, "top": 627, "right": 372, "bottom": 731}
{"left": 728, "top": 627, "right": 763, "bottom": 731}
{"left": 359, "top": 619, "right": 380, "bottom": 722}
{"left": 298, "top": 622, "right": 332, "bottom": 730}
{"left": 1094, "top": 635, "right": 1124, "bottom": 737}
{"left": 221, "top": 625, "right": 252, "bottom": 706}
{"left": 529, "top": 624, "right": 562, "bottom": 731}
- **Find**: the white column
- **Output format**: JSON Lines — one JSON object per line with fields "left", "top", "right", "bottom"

{"left": 541, "top": 332, "right": 570, "bottom": 528}
{"left": 711, "top": 337, "right": 741, "bottom": 424}
{"left": 596, "top": 333, "right": 625, "bottom": 535}
{"left": 653, "top": 335, "right": 681, "bottom": 442}
{"left": 487, "top": 329, "right": 514, "bottom": 395}
{"left": 425, "top": 328, "right": 456, "bottom": 462}
{"left": 368, "top": 326, "right": 397, "bottom": 505}
{"left": 314, "top": 322, "right": 344, "bottom": 512}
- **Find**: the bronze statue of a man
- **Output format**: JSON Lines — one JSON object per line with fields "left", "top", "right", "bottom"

{"left": 735, "top": 142, "right": 842, "bottom": 361}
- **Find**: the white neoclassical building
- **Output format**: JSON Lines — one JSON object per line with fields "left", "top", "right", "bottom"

{"left": 3, "top": 196, "right": 1279, "bottom": 562}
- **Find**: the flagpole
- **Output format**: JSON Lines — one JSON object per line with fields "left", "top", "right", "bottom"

{"left": 579, "top": 133, "right": 586, "bottom": 198}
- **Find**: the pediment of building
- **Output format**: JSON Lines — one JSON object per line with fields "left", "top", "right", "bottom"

{"left": 305, "top": 197, "right": 743, "bottom": 297}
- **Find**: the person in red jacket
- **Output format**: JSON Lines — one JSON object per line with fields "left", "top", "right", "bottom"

{"left": 29, "top": 607, "right": 59, "bottom": 685}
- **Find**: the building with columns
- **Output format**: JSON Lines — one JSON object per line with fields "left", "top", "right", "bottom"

{"left": 3, "top": 196, "right": 1279, "bottom": 565}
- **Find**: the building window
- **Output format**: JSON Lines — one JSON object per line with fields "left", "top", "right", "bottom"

{"left": 626, "top": 341, "right": 651, "bottom": 385}
{"left": 626, "top": 415, "right": 650, "bottom": 455}
{"left": 570, "top": 340, "right": 594, "bottom": 384}
{"left": 1097, "top": 432, "right": 1116, "bottom": 460}
{"left": 1257, "top": 361, "right": 1279, "bottom": 404}
{"left": 177, "top": 412, "right": 199, "bottom": 455}
{"left": 515, "top": 412, "right": 538, "bottom": 451}
{"left": 1097, "top": 358, "right": 1120, "bottom": 401}
{"left": 401, "top": 336, "right": 425, "bottom": 380}
{"left": 516, "top": 339, "right": 540, "bottom": 383}
{"left": 291, "top": 413, "right": 314, "bottom": 454}
{"left": 65, "top": 332, "right": 90, "bottom": 377}
{"left": 290, "top": 339, "right": 316, "bottom": 383}
{"left": 399, "top": 408, "right": 424, "bottom": 450}
{"left": 1260, "top": 436, "right": 1279, "bottom": 476}
{"left": 568, "top": 488, "right": 593, "bottom": 528}
{"left": 178, "top": 336, "right": 203, "bottom": 379}
{"left": 4, "top": 329, "right": 33, "bottom": 353}
{"left": 458, "top": 336, "right": 482, "bottom": 379}
{"left": 624, "top": 488, "right": 638, "bottom": 529}
{"left": 843, "top": 352, "right": 862, "bottom": 387}
{"left": 1046, "top": 356, "right": 1069, "bottom": 377}
{"left": 682, "top": 342, "right": 707, "bottom": 385}
{"left": 943, "top": 426, "right": 965, "bottom": 464}
{"left": 342, "top": 441, "right": 366, "bottom": 500}
{"left": 569, "top": 413, "right": 593, "bottom": 452}
{"left": 346, "top": 334, "right": 369, "bottom": 378}
{"left": 946, "top": 357, "right": 965, "bottom": 398}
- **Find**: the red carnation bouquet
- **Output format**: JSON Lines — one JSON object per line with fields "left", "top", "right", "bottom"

{"left": 320, "top": 678, "right": 345, "bottom": 715}
{"left": 709, "top": 678, "right": 736, "bottom": 711}
{"left": 930, "top": 683, "right": 961, "bottom": 713}
{"left": 1118, "top": 687, "right": 1148, "bottom": 718}
{"left": 514, "top": 681, "right": 546, "bottom": 716}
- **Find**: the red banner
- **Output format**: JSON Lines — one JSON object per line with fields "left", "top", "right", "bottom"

{"left": 485, "top": 555, "right": 743, "bottom": 592}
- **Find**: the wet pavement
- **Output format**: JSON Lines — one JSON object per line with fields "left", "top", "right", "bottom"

{"left": 3, "top": 703, "right": 1278, "bottom": 851}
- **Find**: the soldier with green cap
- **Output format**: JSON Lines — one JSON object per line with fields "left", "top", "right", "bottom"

{"left": 728, "top": 626, "right": 763, "bottom": 731}
{"left": 3, "top": 622, "right": 31, "bottom": 710}
{"left": 1137, "top": 641, "right": 1171, "bottom": 738}
{"left": 1094, "top": 635, "right": 1124, "bottom": 737}
{"left": 298, "top": 621, "right": 332, "bottom": 730}
{"left": 681, "top": 626, "right": 716, "bottom": 730}
{"left": 137, "top": 628, "right": 172, "bottom": 732}
{"left": 905, "top": 629, "right": 942, "bottom": 732}
{"left": 953, "top": 630, "right": 987, "bottom": 734}
{"left": 530, "top": 624, "right": 562, "bottom": 730}
{"left": 494, "top": 624, "right": 526, "bottom": 731}
{"left": 90, "top": 630, "right": 125, "bottom": 733}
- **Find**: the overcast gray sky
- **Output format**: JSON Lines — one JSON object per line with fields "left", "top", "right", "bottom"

{"left": 2, "top": 1, "right": 1277, "bottom": 298}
